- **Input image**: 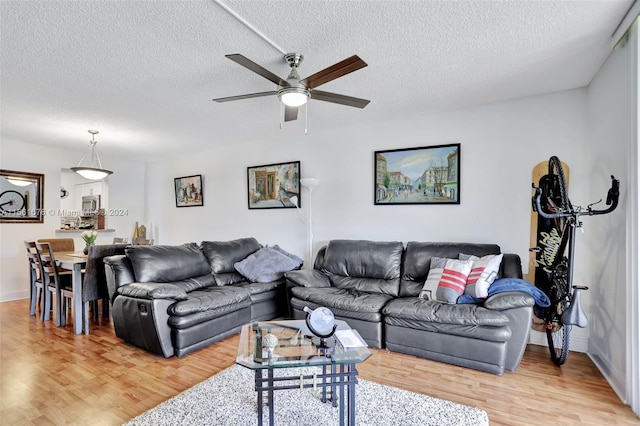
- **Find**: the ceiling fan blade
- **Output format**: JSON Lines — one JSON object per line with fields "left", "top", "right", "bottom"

{"left": 226, "top": 54, "right": 290, "bottom": 87}
{"left": 212, "top": 91, "right": 277, "bottom": 103}
{"left": 284, "top": 105, "right": 298, "bottom": 122}
{"left": 299, "top": 55, "right": 368, "bottom": 89}
{"left": 310, "top": 90, "right": 370, "bottom": 108}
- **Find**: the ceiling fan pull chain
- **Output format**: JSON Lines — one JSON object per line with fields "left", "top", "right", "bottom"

{"left": 280, "top": 100, "right": 284, "bottom": 130}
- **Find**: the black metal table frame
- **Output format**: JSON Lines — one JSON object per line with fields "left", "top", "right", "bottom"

{"left": 254, "top": 363, "right": 358, "bottom": 426}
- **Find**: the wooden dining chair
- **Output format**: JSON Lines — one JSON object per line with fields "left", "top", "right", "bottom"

{"left": 35, "top": 242, "right": 74, "bottom": 326}
{"left": 37, "top": 238, "right": 75, "bottom": 253}
{"left": 24, "top": 241, "right": 46, "bottom": 317}
{"left": 132, "top": 238, "right": 154, "bottom": 245}
{"left": 83, "top": 244, "right": 128, "bottom": 324}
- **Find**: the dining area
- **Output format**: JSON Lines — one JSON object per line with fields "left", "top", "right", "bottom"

{"left": 24, "top": 236, "right": 150, "bottom": 335}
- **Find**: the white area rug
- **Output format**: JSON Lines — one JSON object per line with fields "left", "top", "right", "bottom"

{"left": 124, "top": 364, "right": 489, "bottom": 426}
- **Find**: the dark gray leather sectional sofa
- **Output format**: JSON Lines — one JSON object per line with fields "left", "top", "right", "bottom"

{"left": 103, "top": 238, "right": 287, "bottom": 358}
{"left": 285, "top": 240, "right": 535, "bottom": 375}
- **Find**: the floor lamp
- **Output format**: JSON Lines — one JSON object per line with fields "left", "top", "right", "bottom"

{"left": 299, "top": 178, "right": 320, "bottom": 269}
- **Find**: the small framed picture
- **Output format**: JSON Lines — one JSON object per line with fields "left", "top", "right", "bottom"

{"left": 375, "top": 143, "right": 460, "bottom": 205}
{"left": 174, "top": 174, "right": 203, "bottom": 207}
{"left": 247, "top": 161, "right": 300, "bottom": 209}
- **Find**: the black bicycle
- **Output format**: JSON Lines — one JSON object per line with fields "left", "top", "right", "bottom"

{"left": 531, "top": 156, "right": 620, "bottom": 365}
{"left": 0, "top": 190, "right": 26, "bottom": 215}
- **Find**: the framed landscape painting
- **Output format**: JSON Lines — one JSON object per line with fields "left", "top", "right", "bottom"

{"left": 174, "top": 174, "right": 203, "bottom": 207}
{"left": 375, "top": 143, "right": 460, "bottom": 205}
{"left": 247, "top": 161, "right": 300, "bottom": 209}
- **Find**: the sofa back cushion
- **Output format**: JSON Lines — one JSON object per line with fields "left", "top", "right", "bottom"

{"left": 321, "top": 240, "right": 403, "bottom": 296}
{"left": 201, "top": 238, "right": 262, "bottom": 285}
{"left": 400, "top": 242, "right": 501, "bottom": 297}
{"left": 126, "top": 243, "right": 212, "bottom": 284}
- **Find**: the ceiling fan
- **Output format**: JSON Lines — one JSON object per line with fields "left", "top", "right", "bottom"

{"left": 212, "top": 53, "right": 370, "bottom": 122}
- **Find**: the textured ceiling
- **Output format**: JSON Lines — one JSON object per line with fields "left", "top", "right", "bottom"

{"left": 0, "top": 0, "right": 633, "bottom": 161}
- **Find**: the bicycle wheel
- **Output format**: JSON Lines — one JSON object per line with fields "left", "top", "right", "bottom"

{"left": 545, "top": 267, "right": 571, "bottom": 365}
{"left": 0, "top": 190, "right": 26, "bottom": 214}
{"left": 546, "top": 320, "right": 571, "bottom": 366}
{"left": 547, "top": 156, "right": 571, "bottom": 212}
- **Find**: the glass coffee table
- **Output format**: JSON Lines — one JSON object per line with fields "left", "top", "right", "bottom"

{"left": 236, "top": 319, "right": 371, "bottom": 426}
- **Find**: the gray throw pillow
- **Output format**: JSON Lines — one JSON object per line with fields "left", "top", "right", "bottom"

{"left": 234, "top": 246, "right": 303, "bottom": 283}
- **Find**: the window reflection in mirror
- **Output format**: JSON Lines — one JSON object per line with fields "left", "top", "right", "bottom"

{"left": 60, "top": 169, "right": 109, "bottom": 230}
{"left": 0, "top": 169, "right": 44, "bottom": 223}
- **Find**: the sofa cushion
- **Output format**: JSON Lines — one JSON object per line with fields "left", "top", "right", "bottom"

{"left": 126, "top": 243, "right": 211, "bottom": 283}
{"left": 201, "top": 238, "right": 262, "bottom": 285}
{"left": 321, "top": 240, "right": 403, "bottom": 296}
{"left": 400, "top": 242, "right": 501, "bottom": 297}
{"left": 383, "top": 297, "right": 509, "bottom": 327}
{"left": 117, "top": 282, "right": 188, "bottom": 300}
{"left": 168, "top": 285, "right": 250, "bottom": 317}
{"left": 290, "top": 286, "right": 394, "bottom": 314}
{"left": 460, "top": 253, "right": 503, "bottom": 298}
{"left": 233, "top": 280, "right": 283, "bottom": 303}
{"left": 170, "top": 274, "right": 217, "bottom": 293}
{"left": 384, "top": 315, "right": 512, "bottom": 343}
{"left": 167, "top": 290, "right": 252, "bottom": 329}
{"left": 234, "top": 246, "right": 302, "bottom": 283}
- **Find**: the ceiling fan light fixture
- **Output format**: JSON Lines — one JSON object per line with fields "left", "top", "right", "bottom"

{"left": 70, "top": 130, "right": 113, "bottom": 181}
{"left": 278, "top": 87, "right": 309, "bottom": 107}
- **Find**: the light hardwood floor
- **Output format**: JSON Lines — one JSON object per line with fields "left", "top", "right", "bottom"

{"left": 1, "top": 299, "right": 637, "bottom": 425}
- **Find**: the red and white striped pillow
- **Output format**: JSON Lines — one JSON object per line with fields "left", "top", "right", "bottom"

{"left": 436, "top": 258, "right": 473, "bottom": 303}
{"left": 420, "top": 257, "right": 473, "bottom": 304}
{"left": 460, "top": 253, "right": 504, "bottom": 298}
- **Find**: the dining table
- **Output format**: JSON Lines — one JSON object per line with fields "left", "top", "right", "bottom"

{"left": 56, "top": 252, "right": 89, "bottom": 334}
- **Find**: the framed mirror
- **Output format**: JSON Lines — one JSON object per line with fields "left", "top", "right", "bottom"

{"left": 0, "top": 169, "right": 45, "bottom": 223}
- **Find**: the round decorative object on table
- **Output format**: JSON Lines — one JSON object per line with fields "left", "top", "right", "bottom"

{"left": 263, "top": 332, "right": 278, "bottom": 352}
{"left": 303, "top": 306, "right": 338, "bottom": 350}
{"left": 83, "top": 243, "right": 93, "bottom": 255}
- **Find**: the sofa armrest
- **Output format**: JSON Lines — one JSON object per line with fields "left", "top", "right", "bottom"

{"left": 484, "top": 291, "right": 535, "bottom": 311}
{"left": 117, "top": 282, "right": 189, "bottom": 300}
{"left": 284, "top": 269, "right": 331, "bottom": 288}
{"left": 104, "top": 255, "right": 135, "bottom": 302}
{"left": 500, "top": 253, "right": 524, "bottom": 279}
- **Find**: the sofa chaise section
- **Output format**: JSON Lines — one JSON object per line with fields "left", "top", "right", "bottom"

{"left": 104, "top": 238, "right": 289, "bottom": 358}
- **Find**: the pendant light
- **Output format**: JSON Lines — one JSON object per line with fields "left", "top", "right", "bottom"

{"left": 71, "top": 130, "right": 113, "bottom": 180}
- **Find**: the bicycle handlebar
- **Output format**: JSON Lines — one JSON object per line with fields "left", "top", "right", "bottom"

{"left": 533, "top": 175, "right": 620, "bottom": 219}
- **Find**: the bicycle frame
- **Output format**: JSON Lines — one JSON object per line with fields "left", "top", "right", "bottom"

{"left": 531, "top": 160, "right": 620, "bottom": 365}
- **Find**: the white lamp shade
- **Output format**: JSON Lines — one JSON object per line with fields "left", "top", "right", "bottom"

{"left": 6, "top": 177, "right": 33, "bottom": 186}
{"left": 71, "top": 167, "right": 112, "bottom": 180}
{"left": 300, "top": 177, "right": 320, "bottom": 189}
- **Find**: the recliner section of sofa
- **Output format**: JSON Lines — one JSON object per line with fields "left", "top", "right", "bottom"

{"left": 104, "top": 238, "right": 288, "bottom": 358}
{"left": 285, "top": 239, "right": 535, "bottom": 375}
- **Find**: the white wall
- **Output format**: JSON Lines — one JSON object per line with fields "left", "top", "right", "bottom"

{"left": 0, "top": 139, "right": 146, "bottom": 301}
{"left": 587, "top": 26, "right": 638, "bottom": 406}
{"left": 145, "top": 88, "right": 593, "bottom": 347}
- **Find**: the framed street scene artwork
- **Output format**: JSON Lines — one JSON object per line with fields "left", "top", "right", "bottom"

{"left": 247, "top": 161, "right": 300, "bottom": 209}
{"left": 375, "top": 143, "right": 460, "bottom": 205}
{"left": 174, "top": 174, "right": 203, "bottom": 207}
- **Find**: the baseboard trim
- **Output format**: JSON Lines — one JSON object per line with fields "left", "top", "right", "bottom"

{"left": 529, "top": 329, "right": 588, "bottom": 352}
{"left": 0, "top": 292, "right": 29, "bottom": 303}
{"left": 588, "top": 343, "right": 628, "bottom": 405}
